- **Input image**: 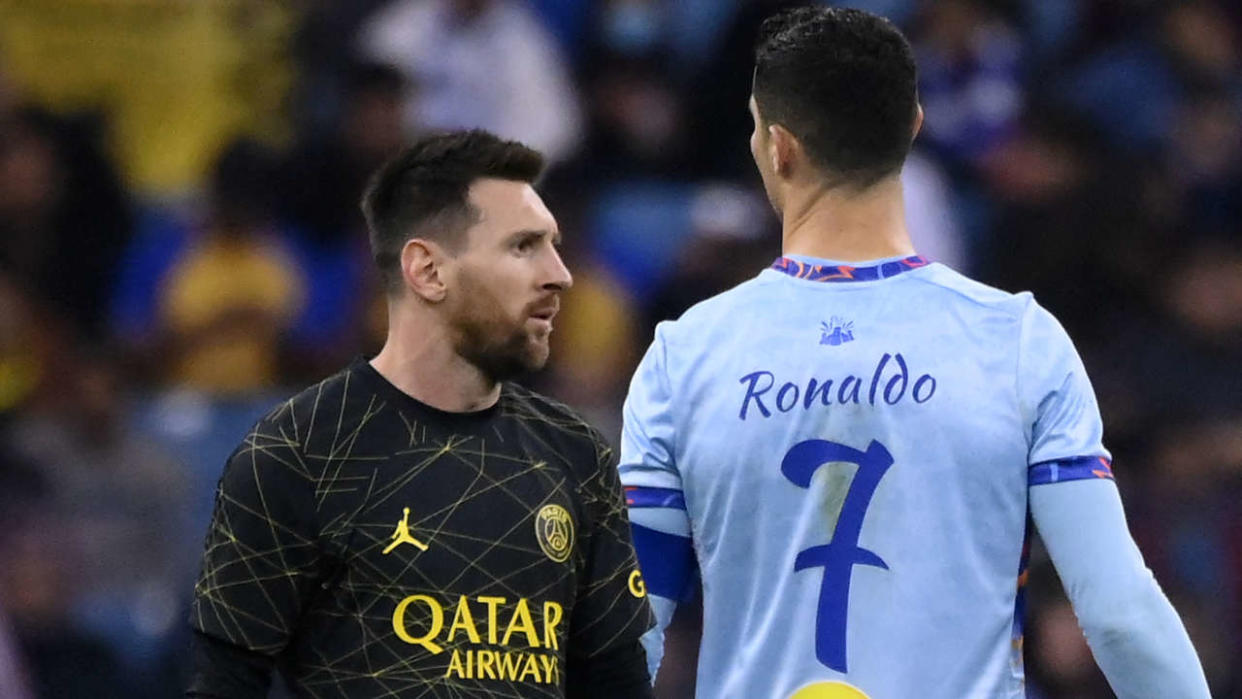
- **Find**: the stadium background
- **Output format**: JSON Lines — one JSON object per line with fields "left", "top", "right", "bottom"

{"left": 0, "top": 0, "right": 1238, "bottom": 696}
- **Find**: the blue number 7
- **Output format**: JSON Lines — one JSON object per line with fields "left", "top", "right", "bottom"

{"left": 781, "top": 439, "right": 893, "bottom": 672}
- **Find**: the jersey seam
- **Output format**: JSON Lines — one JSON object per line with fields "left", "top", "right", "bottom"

{"left": 903, "top": 271, "right": 1027, "bottom": 317}
{"left": 1014, "top": 300, "right": 1032, "bottom": 457}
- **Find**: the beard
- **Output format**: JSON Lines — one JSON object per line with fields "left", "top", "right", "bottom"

{"left": 448, "top": 270, "right": 551, "bottom": 384}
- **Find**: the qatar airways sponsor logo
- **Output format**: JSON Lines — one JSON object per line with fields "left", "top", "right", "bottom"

{"left": 392, "top": 594, "right": 563, "bottom": 684}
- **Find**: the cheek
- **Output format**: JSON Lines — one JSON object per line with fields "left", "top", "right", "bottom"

{"left": 480, "top": 268, "right": 530, "bottom": 323}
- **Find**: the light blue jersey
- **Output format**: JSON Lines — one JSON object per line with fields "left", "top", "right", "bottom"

{"left": 619, "top": 255, "right": 1204, "bottom": 699}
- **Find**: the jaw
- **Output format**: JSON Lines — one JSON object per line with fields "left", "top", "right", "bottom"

{"left": 520, "top": 325, "right": 552, "bottom": 369}
{"left": 455, "top": 318, "right": 554, "bottom": 382}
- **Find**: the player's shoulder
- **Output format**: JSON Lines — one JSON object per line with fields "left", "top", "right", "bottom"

{"left": 655, "top": 263, "right": 1040, "bottom": 335}
{"left": 234, "top": 363, "right": 363, "bottom": 465}
{"left": 501, "top": 384, "right": 616, "bottom": 484}
{"left": 910, "top": 264, "right": 1037, "bottom": 317}
{"left": 654, "top": 275, "right": 770, "bottom": 343}
{"left": 501, "top": 382, "right": 610, "bottom": 452}
{"left": 916, "top": 267, "right": 1078, "bottom": 352}
{"left": 264, "top": 363, "right": 354, "bottom": 426}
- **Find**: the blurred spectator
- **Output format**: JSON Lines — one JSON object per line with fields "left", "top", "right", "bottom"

{"left": 1166, "top": 88, "right": 1242, "bottom": 234}
{"left": 0, "top": 271, "right": 74, "bottom": 419}
{"left": 3, "top": 352, "right": 192, "bottom": 686}
{"left": 0, "top": 522, "right": 135, "bottom": 698}
{"left": 0, "top": 0, "right": 295, "bottom": 195}
{"left": 1091, "top": 236, "right": 1242, "bottom": 436}
{"left": 276, "top": 62, "right": 403, "bottom": 375}
{"left": 590, "top": 0, "right": 671, "bottom": 62}
{"left": 279, "top": 62, "right": 409, "bottom": 248}
{"left": 688, "top": 0, "right": 807, "bottom": 178}
{"left": 1084, "top": 235, "right": 1242, "bottom": 693}
{"left": 977, "top": 107, "right": 1158, "bottom": 340}
{"left": 566, "top": 54, "right": 694, "bottom": 180}
{"left": 644, "top": 183, "right": 777, "bottom": 327}
{"left": 358, "top": 0, "right": 583, "bottom": 162}
{"left": 587, "top": 181, "right": 697, "bottom": 303}
{"left": 541, "top": 254, "right": 641, "bottom": 443}
{"left": 913, "top": 0, "right": 1026, "bottom": 169}
{"left": 5, "top": 353, "right": 192, "bottom": 594}
{"left": 288, "top": 0, "right": 397, "bottom": 138}
{"left": 527, "top": 0, "right": 594, "bottom": 60}
{"left": 111, "top": 139, "right": 312, "bottom": 394}
{"left": 1057, "top": 0, "right": 1241, "bottom": 153}
{"left": 0, "top": 103, "right": 133, "bottom": 340}
{"left": 902, "top": 150, "right": 969, "bottom": 271}
{"left": 1122, "top": 416, "right": 1242, "bottom": 697}
{"left": 0, "top": 602, "right": 32, "bottom": 699}
{"left": 1016, "top": 0, "right": 1080, "bottom": 64}
{"left": 582, "top": 0, "right": 746, "bottom": 78}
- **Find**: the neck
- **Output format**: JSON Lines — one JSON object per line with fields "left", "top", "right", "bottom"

{"left": 780, "top": 173, "right": 915, "bottom": 262}
{"left": 369, "top": 300, "right": 501, "bottom": 413}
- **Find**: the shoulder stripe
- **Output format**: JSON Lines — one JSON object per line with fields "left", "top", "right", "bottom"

{"left": 1029, "top": 456, "right": 1114, "bottom": 486}
{"left": 625, "top": 486, "right": 686, "bottom": 510}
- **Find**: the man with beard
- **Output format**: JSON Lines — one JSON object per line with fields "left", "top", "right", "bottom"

{"left": 187, "top": 130, "right": 654, "bottom": 698}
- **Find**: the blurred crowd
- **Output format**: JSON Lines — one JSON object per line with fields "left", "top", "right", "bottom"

{"left": 0, "top": 0, "right": 1239, "bottom": 697}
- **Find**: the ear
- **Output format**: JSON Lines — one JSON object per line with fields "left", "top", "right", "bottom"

{"left": 400, "top": 238, "right": 449, "bottom": 303}
{"left": 912, "top": 104, "right": 925, "bottom": 142}
{"left": 768, "top": 123, "right": 799, "bottom": 178}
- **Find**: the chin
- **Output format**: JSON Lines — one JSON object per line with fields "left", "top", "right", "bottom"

{"left": 523, "top": 339, "right": 551, "bottom": 371}
{"left": 476, "top": 336, "right": 550, "bottom": 382}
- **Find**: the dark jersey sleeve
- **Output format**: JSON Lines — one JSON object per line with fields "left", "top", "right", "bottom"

{"left": 567, "top": 432, "right": 656, "bottom": 665}
{"left": 564, "top": 638, "right": 653, "bottom": 699}
{"left": 186, "top": 631, "right": 274, "bottom": 698}
{"left": 190, "top": 417, "right": 326, "bottom": 655}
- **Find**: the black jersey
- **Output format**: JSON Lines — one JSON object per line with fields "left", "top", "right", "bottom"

{"left": 191, "top": 359, "right": 653, "bottom": 697}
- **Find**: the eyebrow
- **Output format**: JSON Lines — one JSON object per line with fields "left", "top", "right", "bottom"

{"left": 510, "top": 229, "right": 562, "bottom": 245}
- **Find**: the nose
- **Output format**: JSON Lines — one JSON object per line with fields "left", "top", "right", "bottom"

{"left": 543, "top": 246, "right": 573, "bottom": 292}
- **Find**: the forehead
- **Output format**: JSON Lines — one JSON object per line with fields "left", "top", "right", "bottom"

{"left": 465, "top": 178, "right": 556, "bottom": 236}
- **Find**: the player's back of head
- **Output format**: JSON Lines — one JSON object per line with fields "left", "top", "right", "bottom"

{"left": 753, "top": 6, "right": 918, "bottom": 187}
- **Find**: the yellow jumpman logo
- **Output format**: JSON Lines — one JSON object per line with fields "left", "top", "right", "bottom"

{"left": 382, "top": 508, "right": 428, "bottom": 555}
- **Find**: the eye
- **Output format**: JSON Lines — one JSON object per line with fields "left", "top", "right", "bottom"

{"left": 514, "top": 237, "right": 536, "bottom": 254}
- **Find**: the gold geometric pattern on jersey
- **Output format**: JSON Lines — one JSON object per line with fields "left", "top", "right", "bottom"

{"left": 190, "top": 360, "right": 653, "bottom": 698}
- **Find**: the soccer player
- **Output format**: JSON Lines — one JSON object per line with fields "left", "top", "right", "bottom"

{"left": 187, "top": 130, "right": 654, "bottom": 698}
{"left": 619, "top": 7, "right": 1210, "bottom": 699}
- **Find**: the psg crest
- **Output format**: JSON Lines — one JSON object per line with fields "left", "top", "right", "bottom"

{"left": 535, "top": 504, "right": 574, "bottom": 562}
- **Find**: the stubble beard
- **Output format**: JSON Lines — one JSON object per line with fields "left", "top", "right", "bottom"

{"left": 450, "top": 275, "right": 550, "bottom": 385}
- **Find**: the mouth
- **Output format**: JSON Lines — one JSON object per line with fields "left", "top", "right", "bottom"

{"left": 527, "top": 299, "right": 559, "bottom": 332}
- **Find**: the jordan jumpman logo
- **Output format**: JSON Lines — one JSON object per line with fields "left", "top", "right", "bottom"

{"left": 382, "top": 507, "right": 429, "bottom": 554}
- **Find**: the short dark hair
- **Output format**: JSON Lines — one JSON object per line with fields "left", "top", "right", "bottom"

{"left": 361, "top": 130, "right": 545, "bottom": 291}
{"left": 753, "top": 6, "right": 918, "bottom": 187}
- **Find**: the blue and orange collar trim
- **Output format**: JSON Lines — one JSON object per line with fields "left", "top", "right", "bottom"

{"left": 771, "top": 255, "right": 930, "bottom": 283}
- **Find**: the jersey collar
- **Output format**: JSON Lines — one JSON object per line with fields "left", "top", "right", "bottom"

{"left": 770, "top": 254, "right": 929, "bottom": 283}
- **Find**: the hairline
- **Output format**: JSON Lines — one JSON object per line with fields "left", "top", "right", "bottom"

{"left": 383, "top": 175, "right": 549, "bottom": 294}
